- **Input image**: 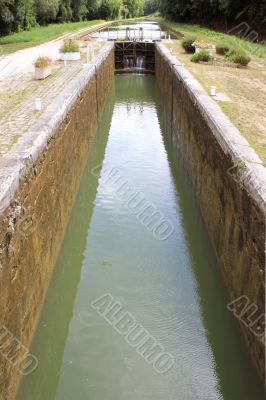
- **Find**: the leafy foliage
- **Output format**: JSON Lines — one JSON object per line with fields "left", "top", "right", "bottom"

{"left": 191, "top": 50, "right": 213, "bottom": 62}
{"left": 60, "top": 38, "right": 79, "bottom": 52}
{"left": 216, "top": 43, "right": 230, "bottom": 55}
{"left": 35, "top": 0, "right": 59, "bottom": 24}
{"left": 0, "top": 0, "right": 145, "bottom": 35}
{"left": 124, "top": 0, "right": 143, "bottom": 17}
{"left": 0, "top": 0, "right": 37, "bottom": 34}
{"left": 225, "top": 47, "right": 251, "bottom": 66}
{"left": 34, "top": 55, "right": 52, "bottom": 67}
{"left": 160, "top": 0, "right": 266, "bottom": 33}
{"left": 98, "top": 0, "right": 122, "bottom": 19}
{"left": 181, "top": 36, "right": 196, "bottom": 53}
{"left": 144, "top": 0, "right": 158, "bottom": 15}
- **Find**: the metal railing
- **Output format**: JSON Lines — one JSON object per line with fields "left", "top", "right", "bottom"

{"left": 90, "top": 28, "right": 168, "bottom": 42}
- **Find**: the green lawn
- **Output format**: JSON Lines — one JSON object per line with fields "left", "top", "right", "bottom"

{"left": 162, "top": 20, "right": 266, "bottom": 164}
{"left": 0, "top": 20, "right": 105, "bottom": 55}
{"left": 161, "top": 18, "right": 266, "bottom": 60}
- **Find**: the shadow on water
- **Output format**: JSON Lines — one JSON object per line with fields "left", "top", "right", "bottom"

{"left": 16, "top": 83, "right": 116, "bottom": 400}
{"left": 156, "top": 97, "right": 265, "bottom": 399}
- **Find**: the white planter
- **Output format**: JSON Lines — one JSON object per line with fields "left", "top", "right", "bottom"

{"left": 195, "top": 46, "right": 213, "bottom": 55}
{"left": 60, "top": 52, "right": 80, "bottom": 61}
{"left": 35, "top": 66, "right": 51, "bottom": 80}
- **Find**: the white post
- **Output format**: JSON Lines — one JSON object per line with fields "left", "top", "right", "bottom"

{"left": 210, "top": 86, "right": 217, "bottom": 96}
{"left": 35, "top": 98, "right": 42, "bottom": 111}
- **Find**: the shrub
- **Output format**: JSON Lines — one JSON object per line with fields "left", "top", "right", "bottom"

{"left": 193, "top": 39, "right": 213, "bottom": 51}
{"left": 34, "top": 56, "right": 52, "bottom": 68}
{"left": 60, "top": 39, "right": 79, "bottom": 53}
{"left": 216, "top": 44, "right": 230, "bottom": 55}
{"left": 182, "top": 37, "right": 196, "bottom": 53}
{"left": 225, "top": 48, "right": 251, "bottom": 66}
{"left": 191, "top": 51, "right": 213, "bottom": 63}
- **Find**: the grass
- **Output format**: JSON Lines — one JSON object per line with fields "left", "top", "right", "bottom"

{"left": 161, "top": 18, "right": 266, "bottom": 164}
{"left": 164, "top": 38, "right": 266, "bottom": 164}
{"left": 8, "top": 134, "right": 21, "bottom": 151}
{"left": 0, "top": 20, "right": 104, "bottom": 55}
{"left": 161, "top": 18, "right": 266, "bottom": 60}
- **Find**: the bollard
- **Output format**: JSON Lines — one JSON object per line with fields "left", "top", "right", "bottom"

{"left": 210, "top": 86, "right": 216, "bottom": 96}
{"left": 35, "top": 98, "right": 42, "bottom": 111}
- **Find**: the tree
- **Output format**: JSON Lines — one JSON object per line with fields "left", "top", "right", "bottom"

{"left": 57, "top": 0, "right": 72, "bottom": 22}
{"left": 144, "top": 0, "right": 159, "bottom": 16}
{"left": 71, "top": 0, "right": 87, "bottom": 21}
{"left": 35, "top": 0, "right": 59, "bottom": 24}
{"left": 124, "top": 0, "right": 144, "bottom": 17}
{"left": 1, "top": 0, "right": 265, "bottom": 38}
{"left": 120, "top": 3, "right": 129, "bottom": 18}
{"left": 160, "top": 0, "right": 193, "bottom": 20}
{"left": 159, "top": 0, "right": 266, "bottom": 31}
{"left": 0, "top": 0, "right": 15, "bottom": 34}
{"left": 86, "top": 0, "right": 100, "bottom": 19}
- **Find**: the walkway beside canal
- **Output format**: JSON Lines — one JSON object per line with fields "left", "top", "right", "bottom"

{"left": 0, "top": 41, "right": 107, "bottom": 158}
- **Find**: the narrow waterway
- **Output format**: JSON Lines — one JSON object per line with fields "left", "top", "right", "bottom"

{"left": 17, "top": 75, "right": 264, "bottom": 400}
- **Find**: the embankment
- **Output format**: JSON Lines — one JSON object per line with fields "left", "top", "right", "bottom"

{"left": 155, "top": 42, "right": 265, "bottom": 380}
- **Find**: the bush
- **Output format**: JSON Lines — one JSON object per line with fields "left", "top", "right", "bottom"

{"left": 182, "top": 37, "right": 196, "bottom": 53}
{"left": 216, "top": 44, "right": 230, "bottom": 55}
{"left": 191, "top": 51, "right": 213, "bottom": 63}
{"left": 225, "top": 48, "right": 251, "bottom": 66}
{"left": 60, "top": 39, "right": 79, "bottom": 53}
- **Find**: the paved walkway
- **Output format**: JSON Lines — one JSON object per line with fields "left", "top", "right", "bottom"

{"left": 0, "top": 22, "right": 110, "bottom": 78}
{"left": 0, "top": 40, "right": 106, "bottom": 157}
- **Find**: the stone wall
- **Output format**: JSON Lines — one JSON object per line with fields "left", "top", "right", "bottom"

{"left": 155, "top": 43, "right": 265, "bottom": 380}
{"left": 0, "top": 44, "right": 114, "bottom": 400}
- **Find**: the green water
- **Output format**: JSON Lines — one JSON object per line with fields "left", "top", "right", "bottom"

{"left": 17, "top": 75, "right": 264, "bottom": 400}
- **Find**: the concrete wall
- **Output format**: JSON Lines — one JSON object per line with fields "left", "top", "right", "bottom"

{"left": 155, "top": 43, "right": 265, "bottom": 380}
{"left": 0, "top": 44, "right": 114, "bottom": 400}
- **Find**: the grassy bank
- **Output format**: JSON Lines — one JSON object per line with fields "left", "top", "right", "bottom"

{"left": 163, "top": 27, "right": 266, "bottom": 164}
{"left": 0, "top": 20, "right": 104, "bottom": 55}
{"left": 161, "top": 19, "right": 266, "bottom": 60}
{"left": 163, "top": 18, "right": 266, "bottom": 163}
